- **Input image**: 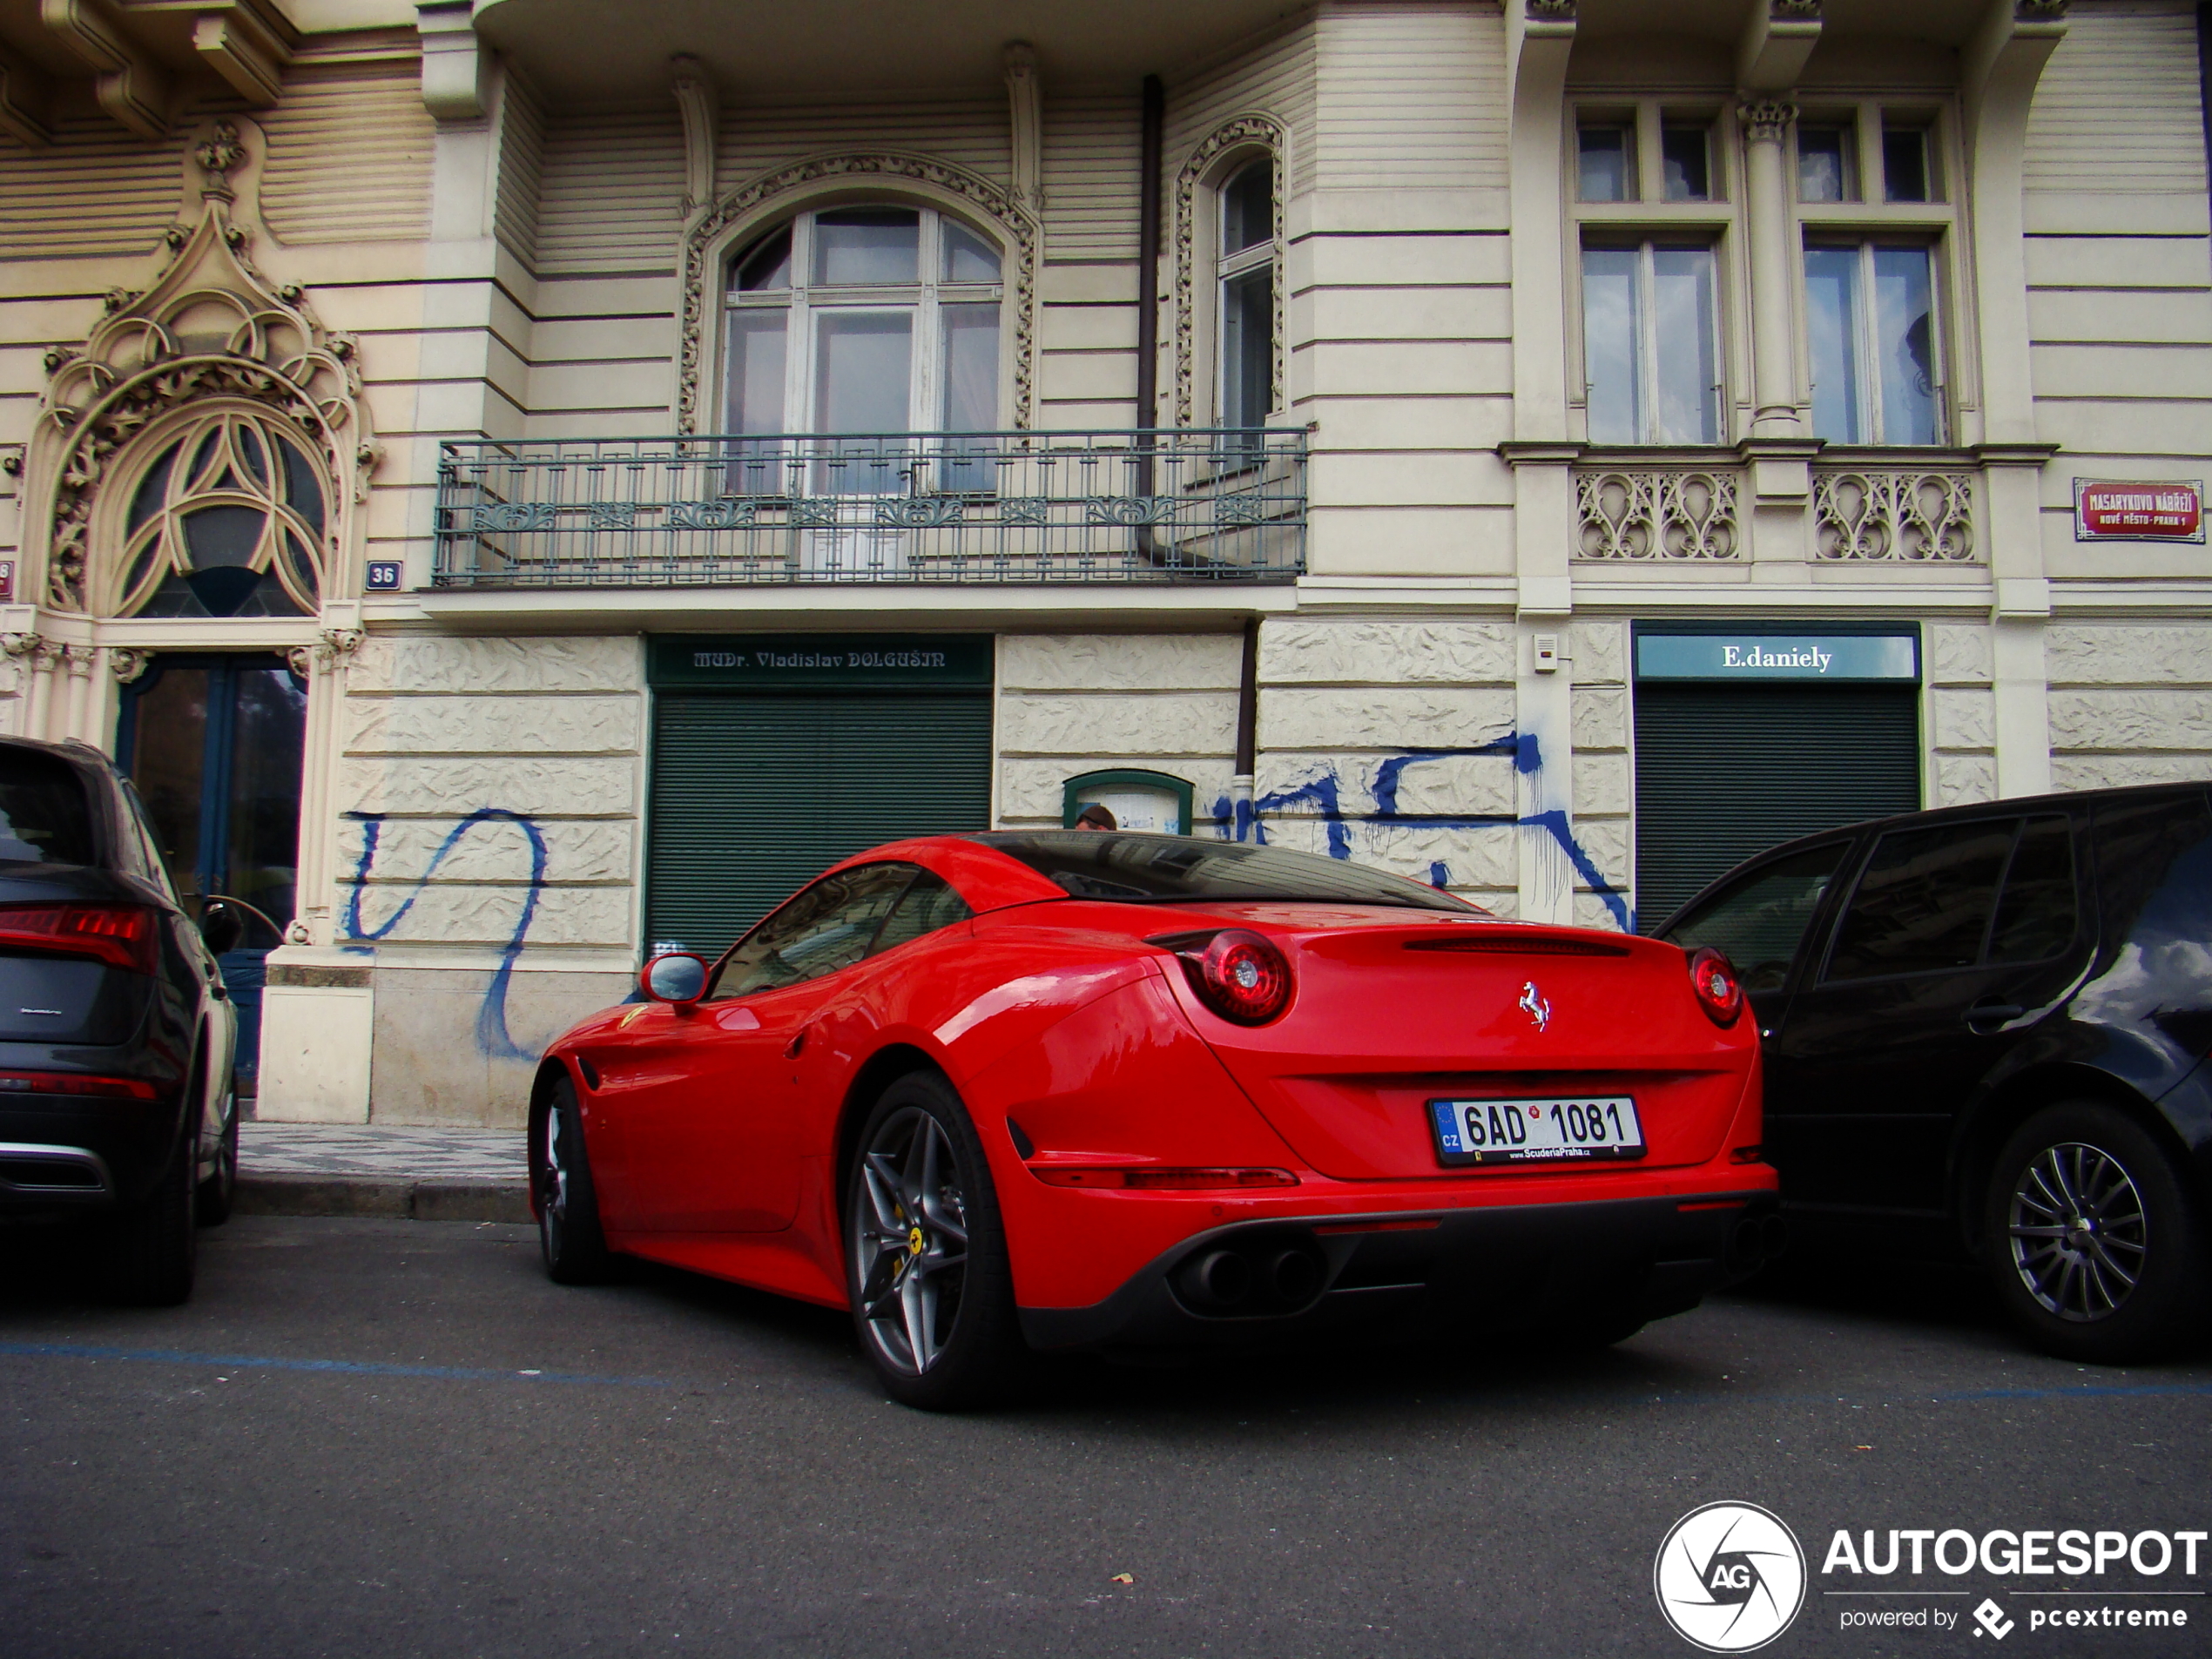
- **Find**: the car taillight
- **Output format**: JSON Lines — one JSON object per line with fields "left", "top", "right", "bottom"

{"left": 1159, "top": 927, "right": 1293, "bottom": 1025}
{"left": 0, "top": 903, "right": 158, "bottom": 974}
{"left": 1688, "top": 946, "right": 1743, "bottom": 1027}
{"left": 0, "top": 1070, "right": 158, "bottom": 1100}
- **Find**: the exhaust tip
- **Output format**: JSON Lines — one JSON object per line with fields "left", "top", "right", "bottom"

{"left": 1179, "top": 1248, "right": 1252, "bottom": 1311}
{"left": 1268, "top": 1247, "right": 1324, "bottom": 1306}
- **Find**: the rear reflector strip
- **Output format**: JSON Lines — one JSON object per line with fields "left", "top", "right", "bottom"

{"left": 0, "top": 1070, "right": 159, "bottom": 1101}
{"left": 1312, "top": 1217, "right": 1442, "bottom": 1237}
{"left": 1404, "top": 934, "right": 1630, "bottom": 958}
{"left": 1678, "top": 1199, "right": 1748, "bottom": 1212}
{"left": 1029, "top": 1166, "right": 1299, "bottom": 1190}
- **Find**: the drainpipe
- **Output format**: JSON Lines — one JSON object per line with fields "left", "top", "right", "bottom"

{"left": 1232, "top": 617, "right": 1259, "bottom": 840}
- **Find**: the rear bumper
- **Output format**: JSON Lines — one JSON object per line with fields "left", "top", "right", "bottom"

{"left": 1017, "top": 1189, "right": 1782, "bottom": 1353}
{"left": 0, "top": 1096, "right": 180, "bottom": 1217}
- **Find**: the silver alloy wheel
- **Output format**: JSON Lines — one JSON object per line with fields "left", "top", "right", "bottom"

{"left": 852, "top": 1106, "right": 970, "bottom": 1375}
{"left": 2007, "top": 1140, "right": 2149, "bottom": 1322}
{"left": 542, "top": 1099, "right": 571, "bottom": 1245}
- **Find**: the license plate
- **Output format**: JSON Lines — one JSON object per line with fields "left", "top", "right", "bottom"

{"left": 1426, "top": 1096, "right": 1646, "bottom": 1166}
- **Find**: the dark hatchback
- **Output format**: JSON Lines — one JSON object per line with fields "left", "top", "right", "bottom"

{"left": 1658, "top": 783, "right": 2212, "bottom": 1362}
{"left": 0, "top": 737, "right": 240, "bottom": 1303}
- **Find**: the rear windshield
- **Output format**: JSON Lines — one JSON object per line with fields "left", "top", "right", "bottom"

{"left": 968, "top": 831, "right": 1476, "bottom": 912}
{"left": 0, "top": 751, "right": 97, "bottom": 867}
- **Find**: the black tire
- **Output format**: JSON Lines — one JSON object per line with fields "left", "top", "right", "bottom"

{"left": 536, "top": 1076, "right": 613, "bottom": 1285}
{"left": 195, "top": 1080, "right": 239, "bottom": 1227}
{"left": 105, "top": 1116, "right": 197, "bottom": 1306}
{"left": 845, "top": 1070, "right": 1028, "bottom": 1411}
{"left": 1982, "top": 1101, "right": 2211, "bottom": 1364}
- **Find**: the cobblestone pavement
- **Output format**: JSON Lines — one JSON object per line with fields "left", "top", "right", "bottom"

{"left": 240, "top": 1122, "right": 525, "bottom": 1183}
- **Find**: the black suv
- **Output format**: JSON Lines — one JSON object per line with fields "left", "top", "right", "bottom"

{"left": 0, "top": 737, "right": 241, "bottom": 1303}
{"left": 1658, "top": 784, "right": 2212, "bottom": 1363}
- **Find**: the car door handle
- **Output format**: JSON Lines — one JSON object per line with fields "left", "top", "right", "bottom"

{"left": 1966, "top": 1002, "right": 2024, "bottom": 1032}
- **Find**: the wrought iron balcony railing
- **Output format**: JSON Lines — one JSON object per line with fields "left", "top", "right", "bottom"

{"left": 433, "top": 430, "right": 1305, "bottom": 588}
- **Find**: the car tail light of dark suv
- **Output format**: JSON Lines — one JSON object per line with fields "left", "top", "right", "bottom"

{"left": 0, "top": 904, "right": 160, "bottom": 974}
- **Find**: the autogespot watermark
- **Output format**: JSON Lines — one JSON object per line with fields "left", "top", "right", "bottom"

{"left": 1658, "top": 1510, "right": 2207, "bottom": 1647}
{"left": 1655, "top": 1502, "right": 1809, "bottom": 1652}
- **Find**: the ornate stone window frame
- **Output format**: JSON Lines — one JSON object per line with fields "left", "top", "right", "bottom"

{"left": 24, "top": 118, "right": 373, "bottom": 620}
{"left": 678, "top": 152, "right": 1040, "bottom": 435}
{"left": 1173, "top": 114, "right": 1286, "bottom": 429}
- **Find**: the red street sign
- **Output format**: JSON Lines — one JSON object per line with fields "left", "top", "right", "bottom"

{"left": 2074, "top": 479, "right": 2204, "bottom": 543}
{"left": 0, "top": 561, "right": 13, "bottom": 602}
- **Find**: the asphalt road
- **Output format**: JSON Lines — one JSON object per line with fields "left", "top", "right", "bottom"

{"left": 2, "top": 1216, "right": 2207, "bottom": 1659}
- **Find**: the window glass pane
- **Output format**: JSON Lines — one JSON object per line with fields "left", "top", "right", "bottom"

{"left": 128, "top": 667, "right": 208, "bottom": 896}
{"left": 1581, "top": 247, "right": 1641, "bottom": 444}
{"left": 277, "top": 438, "right": 325, "bottom": 539}
{"left": 0, "top": 750, "right": 98, "bottom": 867}
{"left": 1577, "top": 125, "right": 1633, "bottom": 202}
{"left": 732, "top": 226, "right": 792, "bottom": 292}
{"left": 1883, "top": 127, "right": 1931, "bottom": 202}
{"left": 973, "top": 831, "right": 1478, "bottom": 910}
{"left": 1797, "top": 125, "right": 1855, "bottom": 202}
{"left": 869, "top": 868, "right": 973, "bottom": 955}
{"left": 1872, "top": 245, "right": 1939, "bottom": 445}
{"left": 812, "top": 208, "right": 920, "bottom": 286}
{"left": 1221, "top": 159, "right": 1273, "bottom": 256}
{"left": 941, "top": 303, "right": 999, "bottom": 430}
{"left": 1662, "top": 841, "right": 1848, "bottom": 993}
{"left": 1987, "top": 816, "right": 2077, "bottom": 963}
{"left": 127, "top": 442, "right": 177, "bottom": 535}
{"left": 182, "top": 504, "right": 265, "bottom": 568}
{"left": 1650, "top": 246, "right": 1719, "bottom": 444}
{"left": 1662, "top": 125, "right": 1710, "bottom": 201}
{"left": 814, "top": 312, "right": 913, "bottom": 432}
{"left": 942, "top": 220, "right": 1002, "bottom": 282}
{"left": 1825, "top": 821, "right": 2017, "bottom": 981}
{"left": 725, "top": 309, "right": 787, "bottom": 439}
{"left": 227, "top": 666, "right": 307, "bottom": 934}
{"left": 1804, "top": 246, "right": 1864, "bottom": 443}
{"left": 708, "top": 864, "right": 917, "bottom": 998}
{"left": 1221, "top": 265, "right": 1273, "bottom": 427}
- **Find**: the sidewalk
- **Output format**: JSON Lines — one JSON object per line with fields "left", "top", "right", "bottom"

{"left": 237, "top": 1123, "right": 532, "bottom": 1224}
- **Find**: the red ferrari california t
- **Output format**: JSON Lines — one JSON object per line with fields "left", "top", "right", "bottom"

{"left": 529, "top": 832, "right": 1777, "bottom": 1408}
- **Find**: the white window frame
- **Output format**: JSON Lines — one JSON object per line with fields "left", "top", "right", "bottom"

{"left": 1568, "top": 97, "right": 1739, "bottom": 446}
{"left": 1211, "top": 154, "right": 1281, "bottom": 429}
{"left": 1791, "top": 98, "right": 1961, "bottom": 448}
{"left": 723, "top": 205, "right": 1007, "bottom": 436}
{"left": 1580, "top": 239, "right": 1727, "bottom": 446}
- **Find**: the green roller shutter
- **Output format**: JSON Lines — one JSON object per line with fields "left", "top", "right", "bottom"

{"left": 1634, "top": 684, "right": 1920, "bottom": 932}
{"left": 645, "top": 690, "right": 992, "bottom": 955}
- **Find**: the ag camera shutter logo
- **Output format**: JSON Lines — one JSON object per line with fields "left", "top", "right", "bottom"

{"left": 1655, "top": 1501, "right": 1807, "bottom": 1652}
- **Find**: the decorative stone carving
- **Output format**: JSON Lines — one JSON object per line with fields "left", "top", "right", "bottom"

{"left": 1174, "top": 114, "right": 1286, "bottom": 428}
{"left": 1, "top": 631, "right": 44, "bottom": 663}
{"left": 2014, "top": 0, "right": 2067, "bottom": 19}
{"left": 671, "top": 55, "right": 718, "bottom": 213}
{"left": 678, "top": 153, "right": 1038, "bottom": 434}
{"left": 287, "top": 626, "right": 364, "bottom": 678}
{"left": 1525, "top": 0, "right": 1577, "bottom": 18}
{"left": 1737, "top": 96, "right": 1797, "bottom": 143}
{"left": 61, "top": 644, "right": 97, "bottom": 678}
{"left": 1813, "top": 469, "right": 1977, "bottom": 561}
{"left": 108, "top": 648, "right": 152, "bottom": 684}
{"left": 1770, "top": 0, "right": 1822, "bottom": 17}
{"left": 1575, "top": 469, "right": 1741, "bottom": 560}
{"left": 1003, "top": 43, "right": 1042, "bottom": 211}
{"left": 24, "top": 117, "right": 374, "bottom": 615}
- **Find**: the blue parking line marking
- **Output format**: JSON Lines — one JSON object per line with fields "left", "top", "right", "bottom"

{"left": 0, "top": 1339, "right": 671, "bottom": 1389}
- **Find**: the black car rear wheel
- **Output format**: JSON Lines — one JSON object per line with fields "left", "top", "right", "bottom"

{"left": 1983, "top": 1102, "right": 2209, "bottom": 1364}
{"left": 845, "top": 1071, "right": 1028, "bottom": 1411}
{"left": 105, "top": 1116, "right": 197, "bottom": 1306}
{"left": 536, "top": 1076, "right": 612, "bottom": 1285}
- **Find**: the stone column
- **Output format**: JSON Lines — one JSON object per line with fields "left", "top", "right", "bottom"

{"left": 60, "top": 644, "right": 97, "bottom": 740}
{"left": 285, "top": 627, "right": 361, "bottom": 947}
{"left": 1738, "top": 94, "right": 1803, "bottom": 440}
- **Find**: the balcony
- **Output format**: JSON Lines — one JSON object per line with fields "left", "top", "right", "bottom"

{"left": 432, "top": 430, "right": 1305, "bottom": 589}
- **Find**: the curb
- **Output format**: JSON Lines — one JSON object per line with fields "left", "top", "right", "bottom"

{"left": 235, "top": 1174, "right": 533, "bottom": 1224}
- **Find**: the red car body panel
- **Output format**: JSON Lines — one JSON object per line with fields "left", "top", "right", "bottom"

{"left": 535, "top": 834, "right": 1777, "bottom": 1347}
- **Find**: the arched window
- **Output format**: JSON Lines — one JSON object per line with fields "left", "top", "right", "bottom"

{"left": 724, "top": 205, "right": 1005, "bottom": 455}
{"left": 1217, "top": 158, "right": 1278, "bottom": 428}
{"left": 112, "top": 408, "right": 327, "bottom": 617}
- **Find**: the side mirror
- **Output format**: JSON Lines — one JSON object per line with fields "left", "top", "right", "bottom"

{"left": 639, "top": 952, "right": 708, "bottom": 1007}
{"left": 199, "top": 902, "right": 245, "bottom": 957}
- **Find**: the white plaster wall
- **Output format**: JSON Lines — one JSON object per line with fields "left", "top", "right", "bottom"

{"left": 1252, "top": 617, "right": 1520, "bottom": 912}
{"left": 1568, "top": 619, "right": 1633, "bottom": 931}
{"left": 995, "top": 633, "right": 1241, "bottom": 830}
{"left": 1928, "top": 621, "right": 2000, "bottom": 806}
{"left": 2045, "top": 622, "right": 2212, "bottom": 790}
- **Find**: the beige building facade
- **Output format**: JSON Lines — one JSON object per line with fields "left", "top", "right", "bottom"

{"left": 0, "top": 0, "right": 2206, "bottom": 1125}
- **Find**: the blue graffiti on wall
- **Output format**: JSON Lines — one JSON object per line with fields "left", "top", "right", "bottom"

{"left": 341, "top": 807, "right": 549, "bottom": 1061}
{"left": 1211, "top": 730, "right": 1633, "bottom": 931}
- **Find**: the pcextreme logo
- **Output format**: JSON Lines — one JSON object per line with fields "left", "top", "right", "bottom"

{"left": 1655, "top": 1502, "right": 1809, "bottom": 1652}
